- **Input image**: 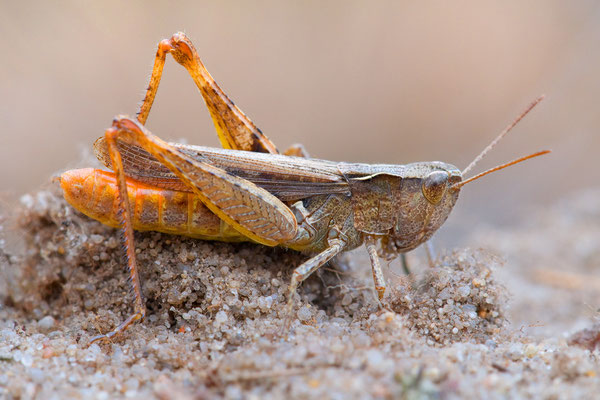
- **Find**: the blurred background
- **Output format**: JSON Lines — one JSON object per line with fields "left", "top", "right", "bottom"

{"left": 1, "top": 1, "right": 598, "bottom": 244}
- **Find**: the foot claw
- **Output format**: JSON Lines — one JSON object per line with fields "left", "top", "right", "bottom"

{"left": 87, "top": 310, "right": 145, "bottom": 347}
{"left": 87, "top": 333, "right": 112, "bottom": 348}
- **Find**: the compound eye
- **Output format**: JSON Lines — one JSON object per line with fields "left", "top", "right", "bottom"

{"left": 422, "top": 171, "right": 448, "bottom": 204}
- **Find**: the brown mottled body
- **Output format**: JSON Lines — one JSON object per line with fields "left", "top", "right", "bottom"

{"left": 59, "top": 32, "right": 547, "bottom": 344}
{"left": 64, "top": 151, "right": 462, "bottom": 255}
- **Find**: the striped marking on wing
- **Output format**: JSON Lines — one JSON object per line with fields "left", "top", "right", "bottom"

{"left": 159, "top": 147, "right": 298, "bottom": 246}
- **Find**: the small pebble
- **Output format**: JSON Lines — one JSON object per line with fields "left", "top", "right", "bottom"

{"left": 365, "top": 349, "right": 384, "bottom": 369}
{"left": 90, "top": 234, "right": 104, "bottom": 244}
{"left": 458, "top": 285, "right": 471, "bottom": 298}
{"left": 524, "top": 344, "right": 539, "bottom": 358}
{"left": 215, "top": 311, "right": 228, "bottom": 325}
{"left": 341, "top": 293, "right": 353, "bottom": 306}
{"left": 297, "top": 306, "right": 312, "bottom": 322}
{"left": 37, "top": 316, "right": 55, "bottom": 331}
{"left": 28, "top": 368, "right": 45, "bottom": 383}
{"left": 124, "top": 377, "right": 139, "bottom": 391}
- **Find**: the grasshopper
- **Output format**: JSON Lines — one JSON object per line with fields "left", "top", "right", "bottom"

{"left": 59, "top": 33, "right": 549, "bottom": 344}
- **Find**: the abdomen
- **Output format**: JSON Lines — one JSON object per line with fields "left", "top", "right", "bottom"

{"left": 60, "top": 168, "right": 248, "bottom": 242}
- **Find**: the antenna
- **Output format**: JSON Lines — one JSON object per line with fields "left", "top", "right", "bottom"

{"left": 461, "top": 95, "right": 545, "bottom": 176}
{"left": 451, "top": 150, "right": 550, "bottom": 190}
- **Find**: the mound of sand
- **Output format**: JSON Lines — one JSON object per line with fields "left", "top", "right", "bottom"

{"left": 1, "top": 187, "right": 599, "bottom": 398}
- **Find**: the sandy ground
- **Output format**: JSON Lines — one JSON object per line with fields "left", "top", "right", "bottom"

{"left": 1, "top": 185, "right": 599, "bottom": 399}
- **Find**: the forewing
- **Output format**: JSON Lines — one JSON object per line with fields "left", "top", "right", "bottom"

{"left": 94, "top": 138, "right": 349, "bottom": 201}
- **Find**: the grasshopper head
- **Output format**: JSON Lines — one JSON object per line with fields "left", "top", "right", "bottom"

{"left": 381, "top": 96, "right": 550, "bottom": 259}
{"left": 381, "top": 162, "right": 462, "bottom": 256}
{"left": 381, "top": 152, "right": 550, "bottom": 258}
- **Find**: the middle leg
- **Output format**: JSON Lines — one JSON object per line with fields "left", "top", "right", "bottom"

{"left": 284, "top": 230, "right": 347, "bottom": 329}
